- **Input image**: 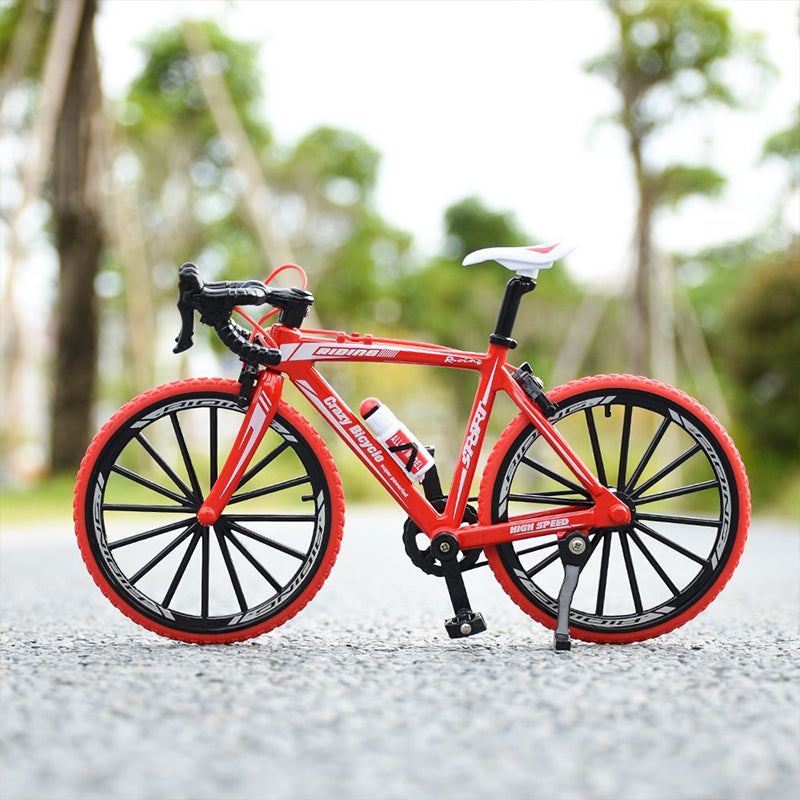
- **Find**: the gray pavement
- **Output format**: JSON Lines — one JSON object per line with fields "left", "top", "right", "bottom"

{"left": 1, "top": 509, "right": 798, "bottom": 800}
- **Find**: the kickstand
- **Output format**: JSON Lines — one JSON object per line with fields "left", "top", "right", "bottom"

{"left": 553, "top": 532, "right": 591, "bottom": 652}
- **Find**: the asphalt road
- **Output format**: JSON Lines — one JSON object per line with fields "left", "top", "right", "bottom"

{"left": 1, "top": 509, "right": 798, "bottom": 800}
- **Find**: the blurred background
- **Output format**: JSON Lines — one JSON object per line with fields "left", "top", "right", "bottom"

{"left": 1, "top": 0, "right": 798, "bottom": 516}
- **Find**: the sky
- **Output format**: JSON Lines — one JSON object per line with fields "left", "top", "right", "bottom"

{"left": 90, "top": 0, "right": 800, "bottom": 285}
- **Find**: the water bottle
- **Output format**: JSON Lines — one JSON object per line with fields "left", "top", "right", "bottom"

{"left": 359, "top": 398, "right": 435, "bottom": 482}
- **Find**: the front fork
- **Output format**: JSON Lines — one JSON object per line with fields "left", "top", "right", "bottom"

{"left": 197, "top": 370, "right": 284, "bottom": 525}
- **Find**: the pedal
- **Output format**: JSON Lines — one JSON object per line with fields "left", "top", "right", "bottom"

{"left": 432, "top": 532, "right": 488, "bottom": 639}
{"left": 445, "top": 609, "right": 487, "bottom": 639}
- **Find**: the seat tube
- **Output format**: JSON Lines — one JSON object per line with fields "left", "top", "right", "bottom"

{"left": 197, "top": 370, "right": 284, "bottom": 525}
{"left": 444, "top": 345, "right": 508, "bottom": 524}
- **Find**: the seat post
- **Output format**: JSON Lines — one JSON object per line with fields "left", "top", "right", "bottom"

{"left": 489, "top": 276, "right": 537, "bottom": 349}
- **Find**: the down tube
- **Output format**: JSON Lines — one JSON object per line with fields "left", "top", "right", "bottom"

{"left": 289, "top": 366, "right": 442, "bottom": 532}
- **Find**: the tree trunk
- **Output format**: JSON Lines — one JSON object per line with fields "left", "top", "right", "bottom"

{"left": 50, "top": 0, "right": 103, "bottom": 473}
{"left": 629, "top": 128, "right": 654, "bottom": 377}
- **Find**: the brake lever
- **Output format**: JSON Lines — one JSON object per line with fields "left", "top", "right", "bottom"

{"left": 173, "top": 263, "right": 203, "bottom": 353}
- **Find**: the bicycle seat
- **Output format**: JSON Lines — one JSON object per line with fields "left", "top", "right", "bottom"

{"left": 462, "top": 242, "right": 575, "bottom": 278}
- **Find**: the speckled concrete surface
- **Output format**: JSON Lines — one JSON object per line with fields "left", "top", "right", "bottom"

{"left": 1, "top": 509, "right": 798, "bottom": 800}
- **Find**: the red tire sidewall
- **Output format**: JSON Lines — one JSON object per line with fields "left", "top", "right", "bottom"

{"left": 74, "top": 378, "right": 345, "bottom": 644}
{"left": 479, "top": 373, "right": 751, "bottom": 644}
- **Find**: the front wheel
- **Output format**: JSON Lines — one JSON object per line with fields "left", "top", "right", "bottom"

{"left": 74, "top": 378, "right": 344, "bottom": 643}
{"left": 479, "top": 374, "right": 750, "bottom": 643}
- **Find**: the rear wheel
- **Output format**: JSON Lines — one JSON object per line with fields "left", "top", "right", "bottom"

{"left": 480, "top": 374, "right": 750, "bottom": 643}
{"left": 74, "top": 378, "right": 344, "bottom": 643}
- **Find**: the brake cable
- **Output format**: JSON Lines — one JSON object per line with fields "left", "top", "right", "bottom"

{"left": 232, "top": 263, "right": 309, "bottom": 348}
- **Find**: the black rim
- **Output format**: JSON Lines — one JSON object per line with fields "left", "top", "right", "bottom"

{"left": 493, "top": 388, "right": 739, "bottom": 634}
{"left": 84, "top": 393, "right": 331, "bottom": 634}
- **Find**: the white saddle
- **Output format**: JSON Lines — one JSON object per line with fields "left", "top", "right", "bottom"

{"left": 462, "top": 242, "right": 575, "bottom": 279}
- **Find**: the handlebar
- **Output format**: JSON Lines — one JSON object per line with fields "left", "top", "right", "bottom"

{"left": 173, "top": 263, "right": 314, "bottom": 366}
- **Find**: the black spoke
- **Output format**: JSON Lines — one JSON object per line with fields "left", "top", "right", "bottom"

{"left": 637, "top": 512, "right": 720, "bottom": 528}
{"left": 129, "top": 525, "right": 197, "bottom": 585}
{"left": 624, "top": 416, "right": 671, "bottom": 494}
{"left": 225, "top": 519, "right": 307, "bottom": 560}
{"left": 521, "top": 456, "right": 590, "bottom": 498}
{"left": 215, "top": 522, "right": 248, "bottom": 612}
{"left": 108, "top": 517, "right": 197, "bottom": 551}
{"left": 617, "top": 405, "right": 633, "bottom": 491}
{"left": 162, "top": 525, "right": 202, "bottom": 606}
{"left": 209, "top": 407, "right": 218, "bottom": 488}
{"left": 633, "top": 521, "right": 709, "bottom": 566}
{"left": 628, "top": 528, "right": 680, "bottom": 596}
{"left": 584, "top": 407, "right": 608, "bottom": 486}
{"left": 515, "top": 539, "right": 559, "bottom": 558}
{"left": 225, "top": 530, "right": 284, "bottom": 593}
{"left": 222, "top": 513, "right": 316, "bottom": 524}
{"left": 103, "top": 503, "right": 196, "bottom": 513}
{"left": 110, "top": 465, "right": 189, "bottom": 504}
{"left": 238, "top": 441, "right": 291, "bottom": 490}
{"left": 631, "top": 443, "right": 702, "bottom": 499}
{"left": 460, "top": 558, "right": 490, "bottom": 571}
{"left": 200, "top": 526, "right": 210, "bottom": 618}
{"left": 619, "top": 530, "right": 643, "bottom": 615}
{"left": 170, "top": 412, "right": 204, "bottom": 500}
{"left": 636, "top": 480, "right": 720, "bottom": 506}
{"left": 229, "top": 475, "right": 312, "bottom": 505}
{"left": 509, "top": 491, "right": 593, "bottom": 507}
{"left": 595, "top": 530, "right": 612, "bottom": 615}
{"left": 525, "top": 549, "right": 560, "bottom": 578}
{"left": 135, "top": 433, "right": 195, "bottom": 500}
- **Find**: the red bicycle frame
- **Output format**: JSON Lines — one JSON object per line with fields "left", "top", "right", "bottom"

{"left": 197, "top": 324, "right": 631, "bottom": 547}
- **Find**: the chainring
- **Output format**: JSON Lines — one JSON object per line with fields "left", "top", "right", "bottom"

{"left": 402, "top": 503, "right": 481, "bottom": 576}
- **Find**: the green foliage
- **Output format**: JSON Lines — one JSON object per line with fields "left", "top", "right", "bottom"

{"left": 275, "top": 126, "right": 381, "bottom": 205}
{"left": 654, "top": 163, "right": 726, "bottom": 207}
{"left": 314, "top": 210, "right": 413, "bottom": 330}
{"left": 762, "top": 105, "right": 800, "bottom": 189}
{"left": 586, "top": 0, "right": 758, "bottom": 135}
{"left": 126, "top": 22, "right": 270, "bottom": 152}
{"left": 116, "top": 22, "right": 273, "bottom": 294}
{"left": 0, "top": 0, "right": 52, "bottom": 80}
{"left": 678, "top": 237, "right": 763, "bottom": 334}
{"left": 717, "top": 241, "right": 799, "bottom": 452}
{"left": 442, "top": 196, "right": 526, "bottom": 260}
{"left": 586, "top": 0, "right": 770, "bottom": 212}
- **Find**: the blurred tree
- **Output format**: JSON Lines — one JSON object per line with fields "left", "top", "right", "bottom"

{"left": 50, "top": 0, "right": 104, "bottom": 473}
{"left": 122, "top": 24, "right": 416, "bottom": 339}
{"left": 0, "top": 0, "right": 105, "bottom": 474}
{"left": 270, "top": 125, "right": 413, "bottom": 329}
{"left": 400, "top": 197, "right": 527, "bottom": 352}
{"left": 122, "top": 21, "right": 272, "bottom": 282}
{"left": 586, "top": 0, "right": 769, "bottom": 375}
{"left": 402, "top": 196, "right": 577, "bottom": 352}
{"left": 763, "top": 104, "right": 800, "bottom": 184}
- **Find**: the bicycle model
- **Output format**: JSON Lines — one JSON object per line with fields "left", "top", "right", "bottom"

{"left": 74, "top": 243, "right": 750, "bottom": 650}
